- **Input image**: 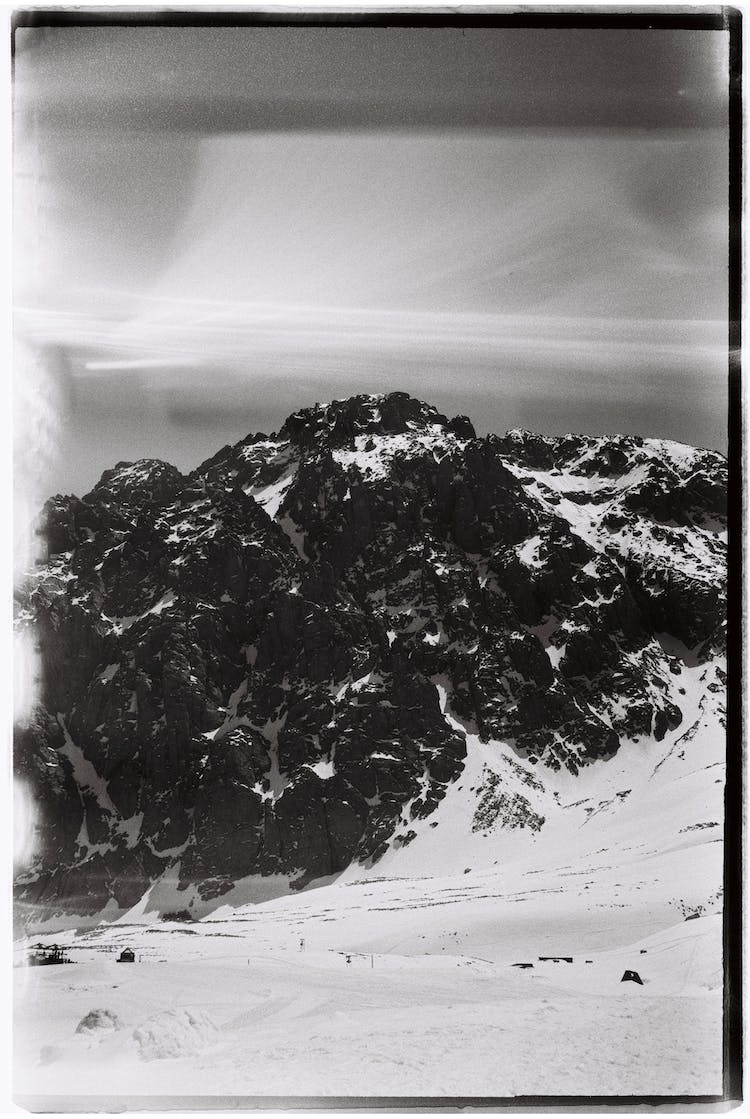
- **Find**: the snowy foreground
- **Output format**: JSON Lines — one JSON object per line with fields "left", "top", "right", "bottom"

{"left": 14, "top": 659, "right": 725, "bottom": 1103}
{"left": 14, "top": 867, "right": 723, "bottom": 1102}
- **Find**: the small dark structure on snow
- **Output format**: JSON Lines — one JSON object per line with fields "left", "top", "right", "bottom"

{"left": 512, "top": 962, "right": 534, "bottom": 969}
{"left": 28, "top": 944, "right": 72, "bottom": 966}
{"left": 117, "top": 948, "right": 136, "bottom": 963}
{"left": 538, "top": 956, "right": 573, "bottom": 963}
{"left": 621, "top": 969, "right": 643, "bottom": 985}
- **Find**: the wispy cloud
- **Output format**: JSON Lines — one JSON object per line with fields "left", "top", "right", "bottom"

{"left": 17, "top": 298, "right": 727, "bottom": 372}
{"left": 84, "top": 356, "right": 198, "bottom": 371}
{"left": 13, "top": 30, "right": 729, "bottom": 497}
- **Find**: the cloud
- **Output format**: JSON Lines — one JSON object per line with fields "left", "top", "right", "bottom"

{"left": 84, "top": 357, "right": 197, "bottom": 371}
{"left": 65, "top": 129, "right": 722, "bottom": 326}
{"left": 17, "top": 300, "right": 726, "bottom": 373}
{"left": 13, "top": 27, "right": 729, "bottom": 497}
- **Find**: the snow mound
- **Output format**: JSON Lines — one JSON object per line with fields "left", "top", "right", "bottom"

{"left": 132, "top": 1007, "right": 218, "bottom": 1061}
{"left": 37, "top": 1044, "right": 64, "bottom": 1066}
{"left": 75, "top": 1008, "right": 125, "bottom": 1034}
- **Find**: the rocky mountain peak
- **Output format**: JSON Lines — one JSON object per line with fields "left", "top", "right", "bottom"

{"left": 14, "top": 393, "right": 726, "bottom": 929}
{"left": 86, "top": 459, "right": 186, "bottom": 507}
{"left": 278, "top": 392, "right": 476, "bottom": 449}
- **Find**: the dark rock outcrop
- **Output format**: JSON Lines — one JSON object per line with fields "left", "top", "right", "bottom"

{"left": 14, "top": 392, "right": 727, "bottom": 920}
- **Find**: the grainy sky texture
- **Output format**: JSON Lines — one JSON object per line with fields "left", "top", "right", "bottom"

{"left": 14, "top": 22, "right": 729, "bottom": 500}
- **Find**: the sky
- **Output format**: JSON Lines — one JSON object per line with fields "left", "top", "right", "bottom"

{"left": 13, "top": 21, "right": 730, "bottom": 504}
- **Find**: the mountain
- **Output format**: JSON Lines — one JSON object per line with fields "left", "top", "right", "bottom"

{"left": 14, "top": 392, "right": 727, "bottom": 930}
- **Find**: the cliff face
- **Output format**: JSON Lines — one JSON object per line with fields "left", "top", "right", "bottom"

{"left": 14, "top": 392, "right": 727, "bottom": 923}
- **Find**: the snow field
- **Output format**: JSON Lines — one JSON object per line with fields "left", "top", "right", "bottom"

{"left": 14, "top": 906, "right": 722, "bottom": 1100}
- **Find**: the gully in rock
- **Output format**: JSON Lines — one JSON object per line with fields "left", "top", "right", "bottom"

{"left": 14, "top": 393, "right": 727, "bottom": 927}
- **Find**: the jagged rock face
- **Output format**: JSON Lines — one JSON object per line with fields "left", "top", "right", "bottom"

{"left": 14, "top": 392, "right": 727, "bottom": 919}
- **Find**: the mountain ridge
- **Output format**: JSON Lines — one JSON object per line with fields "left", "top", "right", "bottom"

{"left": 14, "top": 391, "right": 727, "bottom": 931}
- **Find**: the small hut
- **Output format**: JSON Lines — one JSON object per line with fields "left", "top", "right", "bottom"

{"left": 117, "top": 947, "right": 136, "bottom": 963}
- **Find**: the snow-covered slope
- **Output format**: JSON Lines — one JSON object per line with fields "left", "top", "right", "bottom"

{"left": 14, "top": 393, "right": 726, "bottom": 933}
{"left": 15, "top": 858, "right": 723, "bottom": 1098}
